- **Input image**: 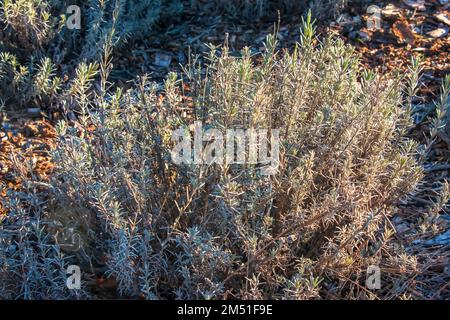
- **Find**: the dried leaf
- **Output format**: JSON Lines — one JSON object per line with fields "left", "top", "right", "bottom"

{"left": 382, "top": 4, "right": 402, "bottom": 19}
{"left": 435, "top": 12, "right": 450, "bottom": 26}
{"left": 403, "top": 0, "right": 426, "bottom": 11}
{"left": 392, "top": 19, "right": 416, "bottom": 44}
{"left": 427, "top": 27, "right": 449, "bottom": 38}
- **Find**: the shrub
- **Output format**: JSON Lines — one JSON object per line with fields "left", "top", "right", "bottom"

{"left": 0, "top": 0, "right": 54, "bottom": 53}
{"left": 0, "top": 180, "right": 89, "bottom": 299}
{"left": 0, "top": 52, "right": 61, "bottom": 107}
{"left": 0, "top": 0, "right": 183, "bottom": 111}
{"left": 0, "top": 0, "right": 182, "bottom": 61}
{"left": 76, "top": 0, "right": 183, "bottom": 61}
{"left": 43, "top": 16, "right": 429, "bottom": 299}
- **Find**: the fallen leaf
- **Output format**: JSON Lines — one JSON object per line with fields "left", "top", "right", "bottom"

{"left": 96, "top": 276, "right": 118, "bottom": 290}
{"left": 435, "top": 12, "right": 450, "bottom": 26}
{"left": 427, "top": 26, "right": 449, "bottom": 38}
{"left": 154, "top": 52, "right": 172, "bottom": 68}
{"left": 403, "top": 0, "right": 426, "bottom": 11}
{"left": 392, "top": 19, "right": 416, "bottom": 44}
{"left": 358, "top": 31, "right": 371, "bottom": 42}
{"left": 382, "top": 4, "right": 402, "bottom": 19}
{"left": 27, "top": 107, "right": 41, "bottom": 117}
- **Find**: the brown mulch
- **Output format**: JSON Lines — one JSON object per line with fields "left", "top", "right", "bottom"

{"left": 323, "top": 0, "right": 449, "bottom": 102}
{"left": 0, "top": 118, "right": 56, "bottom": 216}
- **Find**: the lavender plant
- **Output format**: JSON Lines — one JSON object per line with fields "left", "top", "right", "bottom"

{"left": 0, "top": 182, "right": 89, "bottom": 299}
{"left": 0, "top": 0, "right": 182, "bottom": 61}
{"left": 40, "top": 14, "right": 433, "bottom": 299}
{"left": 0, "top": 52, "right": 61, "bottom": 107}
{"left": 0, "top": 0, "right": 54, "bottom": 53}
